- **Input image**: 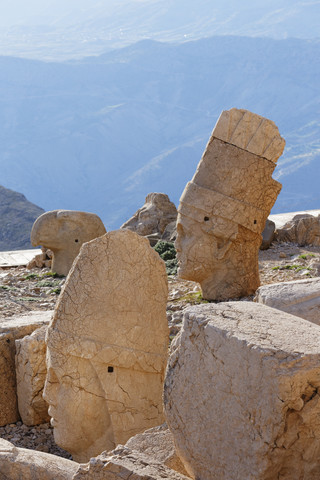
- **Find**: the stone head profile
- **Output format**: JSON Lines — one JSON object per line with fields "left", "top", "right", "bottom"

{"left": 176, "top": 108, "right": 285, "bottom": 301}
{"left": 31, "top": 209, "right": 106, "bottom": 276}
{"left": 43, "top": 229, "right": 169, "bottom": 462}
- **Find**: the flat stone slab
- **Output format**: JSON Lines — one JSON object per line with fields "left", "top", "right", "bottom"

{"left": 0, "top": 249, "right": 41, "bottom": 268}
{"left": 269, "top": 210, "right": 320, "bottom": 229}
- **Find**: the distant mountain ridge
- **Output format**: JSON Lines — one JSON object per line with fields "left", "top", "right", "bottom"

{"left": 0, "top": 185, "right": 44, "bottom": 251}
{"left": 0, "top": 35, "right": 319, "bottom": 228}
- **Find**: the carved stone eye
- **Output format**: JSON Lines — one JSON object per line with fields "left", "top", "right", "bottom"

{"left": 75, "top": 239, "right": 79, "bottom": 243}
{"left": 204, "top": 216, "right": 210, "bottom": 222}
{"left": 108, "top": 366, "right": 114, "bottom": 373}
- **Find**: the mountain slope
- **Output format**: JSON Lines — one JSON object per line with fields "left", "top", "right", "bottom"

{"left": 0, "top": 186, "right": 44, "bottom": 251}
{"left": 0, "top": 36, "right": 319, "bottom": 228}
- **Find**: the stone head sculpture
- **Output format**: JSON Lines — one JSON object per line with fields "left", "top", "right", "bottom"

{"left": 43, "top": 229, "right": 169, "bottom": 462}
{"left": 176, "top": 108, "right": 285, "bottom": 301}
{"left": 31, "top": 210, "right": 106, "bottom": 276}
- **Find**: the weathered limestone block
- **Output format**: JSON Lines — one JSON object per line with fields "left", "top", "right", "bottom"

{"left": 121, "top": 193, "right": 177, "bottom": 238}
{"left": 261, "top": 218, "right": 276, "bottom": 250}
{"left": 175, "top": 108, "right": 285, "bottom": 300}
{"left": 276, "top": 213, "right": 320, "bottom": 246}
{"left": 164, "top": 302, "right": 320, "bottom": 480}
{"left": 125, "top": 424, "right": 189, "bottom": 477}
{"left": 0, "top": 311, "right": 52, "bottom": 426}
{"left": 15, "top": 325, "right": 49, "bottom": 426}
{"left": 0, "top": 438, "right": 78, "bottom": 480}
{"left": 44, "top": 230, "right": 169, "bottom": 462}
{"left": 72, "top": 446, "right": 191, "bottom": 480}
{"left": 255, "top": 277, "right": 320, "bottom": 325}
{"left": 31, "top": 210, "right": 106, "bottom": 276}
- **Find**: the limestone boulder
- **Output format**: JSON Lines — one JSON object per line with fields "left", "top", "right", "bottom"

{"left": 260, "top": 218, "right": 275, "bottom": 250}
{"left": 72, "top": 446, "right": 191, "bottom": 480}
{"left": 0, "top": 311, "right": 52, "bottom": 426}
{"left": 276, "top": 213, "right": 320, "bottom": 246}
{"left": 164, "top": 302, "right": 320, "bottom": 480}
{"left": 31, "top": 210, "right": 106, "bottom": 276}
{"left": 121, "top": 193, "right": 177, "bottom": 238}
{"left": 254, "top": 277, "right": 320, "bottom": 325}
{"left": 15, "top": 325, "right": 49, "bottom": 425}
{"left": 125, "top": 424, "right": 189, "bottom": 476}
{"left": 0, "top": 438, "right": 78, "bottom": 480}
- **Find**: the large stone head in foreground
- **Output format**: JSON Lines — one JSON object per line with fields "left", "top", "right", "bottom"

{"left": 176, "top": 108, "right": 285, "bottom": 300}
{"left": 31, "top": 210, "right": 106, "bottom": 276}
{"left": 43, "top": 230, "right": 169, "bottom": 462}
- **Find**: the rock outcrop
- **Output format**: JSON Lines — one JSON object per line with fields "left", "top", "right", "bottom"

{"left": 164, "top": 302, "right": 320, "bottom": 480}
{"left": 276, "top": 213, "right": 320, "bottom": 246}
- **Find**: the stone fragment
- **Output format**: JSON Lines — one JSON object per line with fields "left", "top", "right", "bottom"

{"left": 175, "top": 108, "right": 284, "bottom": 301}
{"left": 254, "top": 277, "right": 320, "bottom": 325}
{"left": 161, "top": 220, "right": 177, "bottom": 242}
{"left": 72, "top": 446, "right": 191, "bottom": 480}
{"left": 31, "top": 210, "right": 106, "bottom": 276}
{"left": 121, "top": 193, "right": 177, "bottom": 238}
{"left": 0, "top": 438, "right": 78, "bottom": 480}
{"left": 125, "top": 424, "right": 189, "bottom": 476}
{"left": 260, "top": 219, "right": 275, "bottom": 250}
{"left": 15, "top": 325, "right": 49, "bottom": 426}
{"left": 276, "top": 213, "right": 320, "bottom": 246}
{"left": 164, "top": 302, "right": 320, "bottom": 480}
{"left": 0, "top": 311, "right": 53, "bottom": 426}
{"left": 44, "top": 230, "right": 169, "bottom": 462}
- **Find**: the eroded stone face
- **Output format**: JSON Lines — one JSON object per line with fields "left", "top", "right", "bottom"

{"left": 31, "top": 210, "right": 106, "bottom": 276}
{"left": 164, "top": 302, "right": 320, "bottom": 480}
{"left": 176, "top": 108, "right": 285, "bottom": 301}
{"left": 43, "top": 230, "right": 169, "bottom": 462}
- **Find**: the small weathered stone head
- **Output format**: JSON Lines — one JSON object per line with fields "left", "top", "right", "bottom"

{"left": 30, "top": 210, "right": 106, "bottom": 276}
{"left": 176, "top": 108, "right": 285, "bottom": 300}
{"left": 43, "top": 230, "right": 169, "bottom": 462}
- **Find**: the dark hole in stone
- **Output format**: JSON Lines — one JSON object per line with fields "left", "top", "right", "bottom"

{"left": 254, "top": 220, "right": 257, "bottom": 224}
{"left": 75, "top": 239, "right": 79, "bottom": 243}
{"left": 108, "top": 366, "right": 114, "bottom": 373}
{"left": 6, "top": 339, "right": 10, "bottom": 343}
{"left": 204, "top": 216, "right": 210, "bottom": 222}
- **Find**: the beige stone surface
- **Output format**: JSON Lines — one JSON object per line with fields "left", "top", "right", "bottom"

{"left": 176, "top": 108, "right": 284, "bottom": 300}
{"left": 31, "top": 210, "right": 106, "bottom": 276}
{"left": 164, "top": 302, "right": 320, "bottom": 480}
{"left": 121, "top": 192, "right": 177, "bottom": 237}
{"left": 72, "top": 446, "right": 191, "bottom": 480}
{"left": 44, "top": 230, "right": 169, "bottom": 462}
{"left": 0, "top": 311, "right": 52, "bottom": 426}
{"left": 15, "top": 325, "right": 49, "bottom": 426}
{"left": 125, "top": 424, "right": 189, "bottom": 476}
{"left": 276, "top": 213, "right": 320, "bottom": 246}
{"left": 0, "top": 438, "right": 78, "bottom": 480}
{"left": 255, "top": 277, "right": 320, "bottom": 325}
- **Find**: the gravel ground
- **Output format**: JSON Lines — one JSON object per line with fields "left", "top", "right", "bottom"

{"left": 1, "top": 240, "right": 320, "bottom": 460}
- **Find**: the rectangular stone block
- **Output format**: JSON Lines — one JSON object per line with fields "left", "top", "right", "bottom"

{"left": 0, "top": 311, "right": 53, "bottom": 426}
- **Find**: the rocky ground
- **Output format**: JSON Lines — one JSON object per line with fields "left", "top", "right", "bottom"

{"left": 1, "top": 240, "right": 320, "bottom": 459}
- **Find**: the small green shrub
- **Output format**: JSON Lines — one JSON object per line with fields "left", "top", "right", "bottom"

{"left": 23, "top": 273, "right": 41, "bottom": 280}
{"left": 153, "top": 241, "right": 178, "bottom": 275}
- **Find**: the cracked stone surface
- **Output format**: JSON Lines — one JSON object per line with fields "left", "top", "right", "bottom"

{"left": 176, "top": 108, "right": 284, "bottom": 301}
{"left": 164, "top": 302, "right": 320, "bottom": 480}
{"left": 31, "top": 210, "right": 106, "bottom": 276}
{"left": 72, "top": 446, "right": 191, "bottom": 480}
{"left": 276, "top": 213, "right": 320, "bottom": 246}
{"left": 15, "top": 325, "right": 50, "bottom": 426}
{"left": 44, "top": 230, "right": 169, "bottom": 462}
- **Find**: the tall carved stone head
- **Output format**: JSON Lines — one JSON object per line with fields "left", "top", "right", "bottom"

{"left": 176, "top": 108, "right": 285, "bottom": 301}
{"left": 43, "top": 230, "right": 169, "bottom": 462}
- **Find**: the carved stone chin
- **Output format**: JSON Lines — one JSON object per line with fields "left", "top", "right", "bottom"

{"left": 175, "top": 108, "right": 285, "bottom": 301}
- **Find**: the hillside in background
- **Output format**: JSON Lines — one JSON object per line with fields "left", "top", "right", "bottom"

{"left": 0, "top": 35, "right": 319, "bottom": 229}
{"left": 0, "top": 185, "right": 44, "bottom": 251}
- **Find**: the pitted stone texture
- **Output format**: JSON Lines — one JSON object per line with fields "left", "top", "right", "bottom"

{"left": 15, "top": 325, "right": 49, "bottom": 425}
{"left": 164, "top": 302, "right": 320, "bottom": 480}
{"left": 121, "top": 193, "right": 177, "bottom": 237}
{"left": 276, "top": 214, "right": 320, "bottom": 246}
{"left": 44, "top": 230, "right": 169, "bottom": 462}
{"left": 125, "top": 424, "right": 189, "bottom": 477}
{"left": 176, "top": 108, "right": 284, "bottom": 301}
{"left": 31, "top": 210, "right": 106, "bottom": 276}
{"left": 0, "top": 438, "right": 78, "bottom": 480}
{"left": 0, "top": 311, "right": 52, "bottom": 426}
{"left": 72, "top": 446, "right": 191, "bottom": 480}
{"left": 255, "top": 277, "right": 320, "bottom": 325}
